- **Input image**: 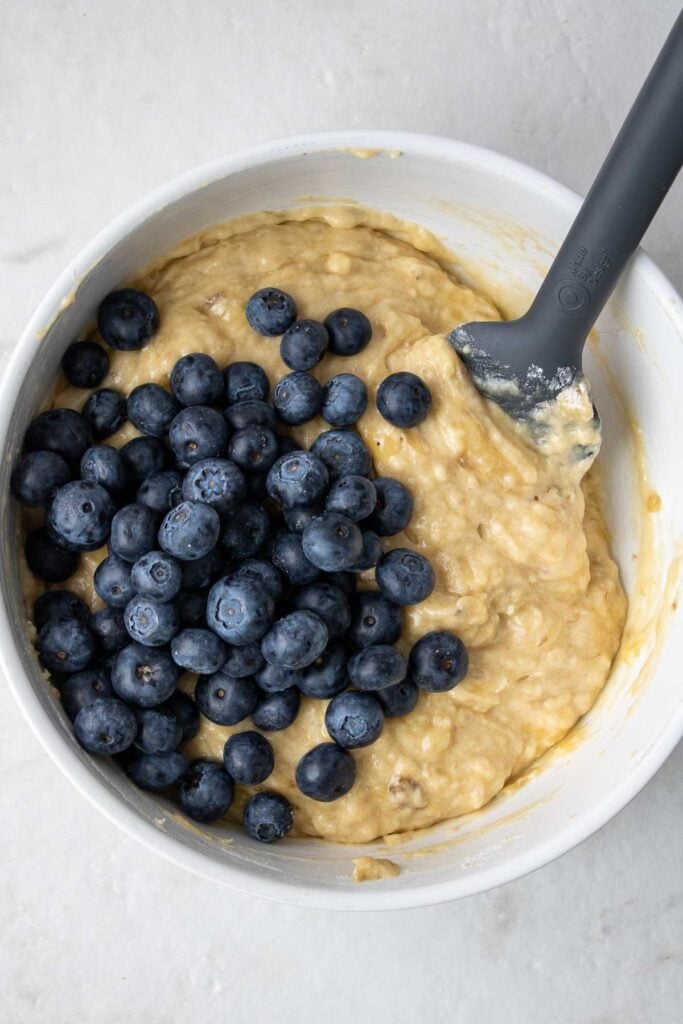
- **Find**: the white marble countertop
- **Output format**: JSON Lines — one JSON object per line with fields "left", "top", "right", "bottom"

{"left": 2, "top": 2, "right": 681, "bottom": 1021}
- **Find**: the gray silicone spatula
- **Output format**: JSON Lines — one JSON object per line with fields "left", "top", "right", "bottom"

{"left": 448, "top": 11, "right": 683, "bottom": 421}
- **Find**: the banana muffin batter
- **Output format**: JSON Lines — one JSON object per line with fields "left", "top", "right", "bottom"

{"left": 23, "top": 205, "right": 627, "bottom": 843}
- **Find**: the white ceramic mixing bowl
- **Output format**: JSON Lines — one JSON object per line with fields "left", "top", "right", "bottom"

{"left": 1, "top": 131, "right": 681, "bottom": 910}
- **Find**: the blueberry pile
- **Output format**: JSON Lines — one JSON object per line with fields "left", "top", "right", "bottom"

{"left": 13, "top": 284, "right": 468, "bottom": 843}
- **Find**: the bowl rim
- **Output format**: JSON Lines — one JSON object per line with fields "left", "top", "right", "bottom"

{"left": 2, "top": 128, "right": 682, "bottom": 911}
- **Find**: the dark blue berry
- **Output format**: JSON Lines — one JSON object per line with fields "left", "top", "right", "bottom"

{"left": 34, "top": 590, "right": 89, "bottom": 631}
{"left": 137, "top": 469, "right": 184, "bottom": 513}
{"left": 25, "top": 408, "right": 93, "bottom": 469}
{"left": 325, "top": 691, "right": 384, "bottom": 748}
{"left": 282, "top": 504, "right": 321, "bottom": 534}
{"left": 348, "top": 645, "right": 407, "bottom": 691}
{"left": 195, "top": 671, "right": 258, "bottom": 725}
{"left": 61, "top": 668, "right": 114, "bottom": 720}
{"left": 110, "top": 504, "right": 159, "bottom": 562}
{"left": 127, "top": 383, "right": 180, "bottom": 437}
{"left": 131, "top": 550, "right": 182, "bottom": 601}
{"left": 223, "top": 361, "right": 270, "bottom": 404}
{"left": 80, "top": 445, "right": 128, "bottom": 495}
{"left": 301, "top": 512, "right": 363, "bottom": 572}
{"left": 251, "top": 687, "right": 300, "bottom": 731}
{"left": 325, "top": 475, "right": 376, "bottom": 522}
{"left": 245, "top": 472, "right": 269, "bottom": 501}
{"left": 266, "top": 451, "right": 329, "bottom": 509}
{"left": 11, "top": 450, "right": 70, "bottom": 507}
{"left": 310, "top": 429, "right": 371, "bottom": 479}
{"left": 171, "top": 628, "right": 227, "bottom": 674}
{"left": 223, "top": 731, "right": 274, "bottom": 784}
{"left": 273, "top": 372, "right": 323, "bottom": 425}
{"left": 182, "top": 458, "right": 246, "bottom": 514}
{"left": 61, "top": 341, "right": 109, "bottom": 388}
{"left": 160, "top": 690, "right": 200, "bottom": 740}
{"left": 295, "top": 743, "right": 356, "bottom": 802}
{"left": 366, "top": 477, "right": 413, "bottom": 536}
{"left": 376, "top": 548, "right": 435, "bottom": 605}
{"left": 178, "top": 760, "right": 234, "bottom": 822}
{"left": 90, "top": 607, "right": 128, "bottom": 654}
{"left": 206, "top": 577, "right": 274, "bottom": 645}
{"left": 176, "top": 589, "right": 207, "bottom": 627}
{"left": 321, "top": 373, "right": 368, "bottom": 427}
{"left": 374, "top": 678, "right": 419, "bottom": 717}
{"left": 170, "top": 353, "right": 223, "bottom": 406}
{"left": 271, "top": 532, "right": 320, "bottom": 586}
{"left": 324, "top": 571, "right": 356, "bottom": 598}
{"left": 348, "top": 590, "right": 402, "bottom": 649}
{"left": 277, "top": 434, "right": 303, "bottom": 456}
{"left": 180, "top": 548, "right": 224, "bottom": 590}
{"left": 169, "top": 406, "right": 228, "bottom": 468}
{"left": 158, "top": 500, "right": 220, "bottom": 561}
{"left": 408, "top": 630, "right": 468, "bottom": 692}
{"left": 324, "top": 307, "right": 372, "bottom": 356}
{"left": 255, "top": 662, "right": 303, "bottom": 693}
{"left": 111, "top": 643, "right": 180, "bottom": 707}
{"left": 293, "top": 583, "right": 351, "bottom": 640}
{"left": 73, "top": 697, "right": 136, "bottom": 754}
{"left": 224, "top": 399, "right": 276, "bottom": 432}
{"left": 134, "top": 707, "right": 181, "bottom": 754}
{"left": 355, "top": 530, "right": 382, "bottom": 570}
{"left": 97, "top": 288, "right": 160, "bottom": 351}
{"left": 245, "top": 287, "right": 297, "bottom": 336}
{"left": 243, "top": 791, "right": 293, "bottom": 842}
{"left": 124, "top": 596, "right": 179, "bottom": 647}
{"left": 261, "top": 610, "right": 328, "bottom": 670}
{"left": 229, "top": 424, "right": 278, "bottom": 473}
{"left": 232, "top": 559, "right": 283, "bottom": 601}
{"left": 94, "top": 553, "right": 135, "bottom": 608}
{"left": 223, "top": 641, "right": 263, "bottom": 678}
{"left": 280, "top": 319, "right": 328, "bottom": 371}
{"left": 298, "top": 642, "right": 348, "bottom": 699}
{"left": 38, "top": 616, "right": 95, "bottom": 673}
{"left": 377, "top": 372, "right": 432, "bottom": 428}
{"left": 82, "top": 388, "right": 126, "bottom": 439}
{"left": 48, "top": 480, "right": 115, "bottom": 552}
{"left": 120, "top": 436, "right": 168, "bottom": 484}
{"left": 219, "top": 502, "right": 270, "bottom": 559}
{"left": 25, "top": 529, "right": 78, "bottom": 582}
{"left": 125, "top": 750, "right": 187, "bottom": 790}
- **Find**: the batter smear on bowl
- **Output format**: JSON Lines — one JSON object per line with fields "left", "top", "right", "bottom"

{"left": 17, "top": 206, "right": 627, "bottom": 843}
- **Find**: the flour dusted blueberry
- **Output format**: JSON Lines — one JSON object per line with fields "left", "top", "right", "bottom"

{"left": 73, "top": 698, "right": 136, "bottom": 755}
{"left": 271, "top": 532, "right": 321, "bottom": 586}
{"left": 311, "top": 429, "right": 371, "bottom": 479}
{"left": 134, "top": 707, "right": 182, "bottom": 754}
{"left": 297, "top": 643, "right": 349, "bottom": 699}
{"left": 324, "top": 307, "right": 372, "bottom": 356}
{"left": 48, "top": 480, "right": 115, "bottom": 552}
{"left": 206, "top": 576, "right": 275, "bottom": 645}
{"left": 120, "top": 436, "right": 168, "bottom": 484}
{"left": 34, "top": 590, "right": 89, "bottom": 631}
{"left": 261, "top": 610, "right": 328, "bottom": 671}
{"left": 408, "top": 630, "right": 468, "bottom": 692}
{"left": 171, "top": 628, "right": 227, "bottom": 674}
{"left": 229, "top": 424, "right": 279, "bottom": 473}
{"left": 110, "top": 504, "right": 158, "bottom": 563}
{"left": 131, "top": 550, "right": 182, "bottom": 602}
{"left": 219, "top": 502, "right": 270, "bottom": 559}
{"left": 97, "top": 288, "right": 160, "bottom": 351}
{"left": 170, "top": 353, "right": 223, "bottom": 406}
{"left": 11, "top": 450, "right": 70, "bottom": 508}
{"left": 124, "top": 596, "right": 179, "bottom": 647}
{"left": 243, "top": 791, "right": 293, "bottom": 843}
{"left": 301, "top": 513, "right": 363, "bottom": 572}
{"left": 38, "top": 616, "right": 95, "bottom": 673}
{"left": 94, "top": 553, "right": 135, "bottom": 608}
{"left": 182, "top": 458, "right": 246, "bottom": 515}
{"left": 62, "top": 340, "right": 109, "bottom": 389}
{"left": 25, "top": 528, "right": 79, "bottom": 582}
{"left": 80, "top": 445, "right": 128, "bottom": 496}
{"left": 348, "top": 590, "right": 402, "bottom": 649}
{"left": 25, "top": 408, "right": 93, "bottom": 469}
{"left": 125, "top": 750, "right": 188, "bottom": 790}
{"left": 178, "top": 760, "right": 234, "bottom": 823}
{"left": 295, "top": 743, "right": 356, "bottom": 802}
{"left": 159, "top": 500, "right": 220, "bottom": 561}
{"left": 195, "top": 671, "right": 258, "bottom": 725}
{"left": 170, "top": 406, "right": 228, "bottom": 467}
{"left": 60, "top": 668, "right": 114, "bottom": 720}
{"left": 82, "top": 388, "right": 127, "bottom": 438}
{"left": 251, "top": 687, "right": 300, "bottom": 732}
{"left": 321, "top": 373, "right": 368, "bottom": 427}
{"left": 111, "top": 643, "right": 180, "bottom": 707}
{"left": 376, "top": 548, "right": 435, "bottom": 605}
{"left": 127, "top": 383, "right": 180, "bottom": 437}
{"left": 348, "top": 644, "right": 407, "bottom": 691}
{"left": 273, "top": 371, "right": 323, "bottom": 425}
{"left": 325, "top": 691, "right": 384, "bottom": 749}
{"left": 377, "top": 371, "right": 432, "bottom": 428}
{"left": 223, "top": 361, "right": 270, "bottom": 405}
{"left": 280, "top": 319, "right": 328, "bottom": 371}
{"left": 137, "top": 469, "right": 183, "bottom": 513}
{"left": 293, "top": 583, "right": 351, "bottom": 640}
{"left": 266, "top": 451, "right": 329, "bottom": 509}
{"left": 374, "top": 678, "right": 419, "bottom": 717}
{"left": 325, "top": 475, "right": 376, "bottom": 523}
{"left": 90, "top": 607, "right": 128, "bottom": 655}
{"left": 224, "top": 731, "right": 274, "bottom": 785}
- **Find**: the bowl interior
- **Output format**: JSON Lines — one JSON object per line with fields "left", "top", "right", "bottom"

{"left": 2, "top": 134, "right": 681, "bottom": 909}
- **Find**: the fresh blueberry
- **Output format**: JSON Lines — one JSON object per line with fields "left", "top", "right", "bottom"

{"left": 271, "top": 532, "right": 320, "bottom": 586}
{"left": 223, "top": 361, "right": 270, "bottom": 404}
{"left": 297, "top": 642, "right": 348, "bottom": 699}
{"left": 223, "top": 399, "right": 276, "bottom": 432}
{"left": 222, "top": 641, "right": 264, "bottom": 678}
{"left": 310, "top": 429, "right": 371, "bottom": 479}
{"left": 131, "top": 550, "right": 182, "bottom": 601}
{"left": 25, "top": 408, "right": 93, "bottom": 469}
{"left": 124, "top": 596, "right": 179, "bottom": 647}
{"left": 125, "top": 750, "right": 187, "bottom": 790}
{"left": 73, "top": 697, "right": 136, "bottom": 755}
{"left": 293, "top": 583, "right": 351, "bottom": 640}
{"left": 251, "top": 687, "right": 300, "bottom": 731}
{"left": 348, "top": 590, "right": 402, "bottom": 649}
{"left": 324, "top": 571, "right": 357, "bottom": 598}
{"left": 366, "top": 477, "right": 413, "bottom": 536}
{"left": 37, "top": 616, "right": 95, "bottom": 673}
{"left": 159, "top": 690, "right": 200, "bottom": 741}
{"left": 348, "top": 645, "right": 407, "bottom": 691}
{"left": 90, "top": 607, "right": 128, "bottom": 654}
{"left": 176, "top": 589, "right": 207, "bottom": 627}
{"left": 120, "top": 436, "right": 168, "bottom": 484}
{"left": 377, "top": 371, "right": 432, "bottom": 428}
{"left": 280, "top": 319, "right": 328, "bottom": 371}
{"left": 282, "top": 505, "right": 322, "bottom": 534}
{"left": 82, "top": 388, "right": 127, "bottom": 439}
{"left": 177, "top": 760, "right": 234, "bottom": 823}
{"left": 94, "top": 553, "right": 135, "bottom": 608}
{"left": 80, "top": 445, "right": 128, "bottom": 496}
{"left": 301, "top": 513, "right": 363, "bottom": 572}
{"left": 261, "top": 610, "right": 328, "bottom": 670}
{"left": 195, "top": 671, "right": 258, "bottom": 725}
{"left": 137, "top": 469, "right": 184, "bottom": 513}
{"left": 295, "top": 743, "right": 356, "bottom": 802}
{"left": 127, "top": 383, "right": 180, "bottom": 437}
{"left": 34, "top": 590, "right": 89, "bottom": 631}
{"left": 61, "top": 340, "right": 109, "bottom": 389}
{"left": 243, "top": 791, "right": 293, "bottom": 842}
{"left": 170, "top": 353, "right": 223, "bottom": 406}
{"left": 245, "top": 287, "right": 297, "bottom": 336}
{"left": 110, "top": 504, "right": 159, "bottom": 562}
{"left": 266, "top": 451, "right": 329, "bottom": 509}
{"left": 354, "top": 530, "right": 382, "bottom": 570}
{"left": 171, "top": 628, "right": 227, "bottom": 674}
{"left": 232, "top": 559, "right": 283, "bottom": 601}
{"left": 408, "top": 630, "right": 469, "bottom": 692}
{"left": 134, "top": 707, "right": 182, "bottom": 754}
{"left": 182, "top": 458, "right": 246, "bottom": 515}
{"left": 158, "top": 500, "right": 220, "bottom": 561}
{"left": 180, "top": 548, "right": 224, "bottom": 590}
{"left": 97, "top": 288, "right": 160, "bottom": 351}
{"left": 111, "top": 643, "right": 180, "bottom": 707}
{"left": 321, "top": 373, "right": 368, "bottom": 427}
{"left": 169, "top": 406, "right": 228, "bottom": 468}
{"left": 325, "top": 691, "right": 384, "bottom": 748}
{"left": 376, "top": 548, "right": 435, "bottom": 605}
{"left": 325, "top": 475, "right": 376, "bottom": 522}
{"left": 206, "top": 576, "right": 275, "bottom": 645}
{"left": 25, "top": 528, "right": 79, "bottom": 582}
{"left": 60, "top": 668, "right": 114, "bottom": 719}
{"left": 223, "top": 731, "right": 274, "bottom": 785}
{"left": 228, "top": 424, "right": 278, "bottom": 474}
{"left": 47, "top": 480, "right": 115, "bottom": 552}
{"left": 273, "top": 372, "right": 323, "bottom": 425}
{"left": 324, "top": 307, "right": 372, "bottom": 356}
{"left": 245, "top": 472, "right": 269, "bottom": 502}
{"left": 374, "top": 678, "right": 419, "bottom": 717}
{"left": 255, "top": 662, "right": 303, "bottom": 693}
{"left": 11, "top": 450, "right": 70, "bottom": 508}
{"left": 219, "top": 502, "right": 270, "bottom": 559}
